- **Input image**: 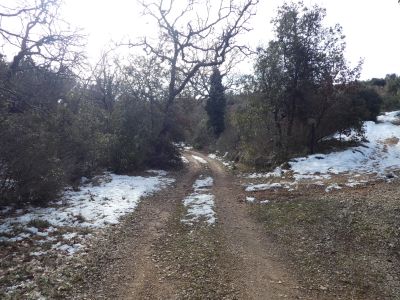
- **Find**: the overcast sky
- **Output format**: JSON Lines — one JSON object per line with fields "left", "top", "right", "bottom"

{"left": 62, "top": 0, "right": 400, "bottom": 80}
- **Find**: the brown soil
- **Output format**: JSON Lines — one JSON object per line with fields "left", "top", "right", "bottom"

{"left": 73, "top": 151, "right": 303, "bottom": 299}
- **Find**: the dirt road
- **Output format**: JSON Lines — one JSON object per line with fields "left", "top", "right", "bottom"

{"left": 77, "top": 150, "right": 302, "bottom": 299}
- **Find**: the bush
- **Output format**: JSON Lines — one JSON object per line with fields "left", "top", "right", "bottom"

{"left": 0, "top": 113, "right": 65, "bottom": 206}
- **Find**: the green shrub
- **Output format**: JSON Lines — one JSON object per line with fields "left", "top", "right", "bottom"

{"left": 0, "top": 113, "right": 65, "bottom": 206}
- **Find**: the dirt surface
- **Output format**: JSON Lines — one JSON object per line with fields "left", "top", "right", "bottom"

{"left": 74, "top": 150, "right": 303, "bottom": 299}
{"left": 3, "top": 150, "right": 400, "bottom": 299}
{"left": 206, "top": 154, "right": 302, "bottom": 299}
{"left": 248, "top": 176, "right": 400, "bottom": 299}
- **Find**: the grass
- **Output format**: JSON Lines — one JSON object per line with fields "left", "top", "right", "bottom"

{"left": 250, "top": 188, "right": 400, "bottom": 299}
{"left": 27, "top": 219, "right": 50, "bottom": 229}
{"left": 316, "top": 138, "right": 362, "bottom": 154}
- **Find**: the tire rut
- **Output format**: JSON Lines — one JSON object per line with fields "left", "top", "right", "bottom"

{"left": 193, "top": 151, "right": 304, "bottom": 299}
{"left": 78, "top": 159, "right": 203, "bottom": 299}
{"left": 78, "top": 151, "right": 303, "bottom": 299}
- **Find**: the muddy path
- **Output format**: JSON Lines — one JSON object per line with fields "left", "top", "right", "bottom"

{"left": 76, "top": 150, "right": 303, "bottom": 299}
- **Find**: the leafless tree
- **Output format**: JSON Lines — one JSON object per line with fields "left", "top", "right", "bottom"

{"left": 88, "top": 51, "right": 121, "bottom": 114}
{"left": 0, "top": 0, "right": 84, "bottom": 112}
{"left": 134, "top": 0, "right": 259, "bottom": 136}
{"left": 187, "top": 50, "right": 244, "bottom": 100}
{"left": 0, "top": 0, "right": 84, "bottom": 80}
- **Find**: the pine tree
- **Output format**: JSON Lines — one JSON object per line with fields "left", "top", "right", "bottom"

{"left": 206, "top": 68, "right": 226, "bottom": 137}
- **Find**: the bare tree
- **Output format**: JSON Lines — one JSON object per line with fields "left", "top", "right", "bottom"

{"left": 187, "top": 50, "right": 244, "bottom": 100}
{"left": 0, "top": 0, "right": 84, "bottom": 112}
{"left": 88, "top": 51, "right": 121, "bottom": 114}
{"left": 134, "top": 0, "right": 259, "bottom": 136}
{"left": 0, "top": 0, "right": 84, "bottom": 79}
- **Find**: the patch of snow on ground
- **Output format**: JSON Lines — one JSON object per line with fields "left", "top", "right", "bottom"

{"left": 293, "top": 174, "right": 331, "bottom": 181}
{"left": 290, "top": 119, "right": 400, "bottom": 176}
{"left": 52, "top": 242, "right": 83, "bottom": 255}
{"left": 0, "top": 171, "right": 175, "bottom": 258}
{"left": 192, "top": 155, "right": 208, "bottom": 164}
{"left": 181, "top": 175, "right": 216, "bottom": 226}
{"left": 246, "top": 196, "right": 256, "bottom": 203}
{"left": 30, "top": 251, "right": 47, "bottom": 256}
{"left": 325, "top": 183, "right": 342, "bottom": 192}
{"left": 193, "top": 176, "right": 213, "bottom": 191}
{"left": 0, "top": 172, "right": 174, "bottom": 232}
{"left": 182, "top": 194, "right": 216, "bottom": 225}
{"left": 245, "top": 167, "right": 287, "bottom": 179}
{"left": 245, "top": 182, "right": 283, "bottom": 192}
{"left": 207, "top": 152, "right": 234, "bottom": 169}
{"left": 377, "top": 111, "right": 400, "bottom": 123}
{"left": 62, "top": 232, "right": 78, "bottom": 240}
{"left": 181, "top": 156, "right": 189, "bottom": 164}
{"left": 345, "top": 179, "right": 368, "bottom": 187}
{"left": 242, "top": 111, "right": 400, "bottom": 193}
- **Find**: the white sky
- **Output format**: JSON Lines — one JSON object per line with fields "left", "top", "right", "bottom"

{"left": 26, "top": 0, "right": 400, "bottom": 79}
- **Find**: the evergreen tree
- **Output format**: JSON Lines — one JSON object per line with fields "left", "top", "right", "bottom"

{"left": 206, "top": 68, "right": 226, "bottom": 137}
{"left": 253, "top": 2, "right": 362, "bottom": 156}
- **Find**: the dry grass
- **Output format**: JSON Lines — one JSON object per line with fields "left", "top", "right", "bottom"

{"left": 250, "top": 181, "right": 400, "bottom": 299}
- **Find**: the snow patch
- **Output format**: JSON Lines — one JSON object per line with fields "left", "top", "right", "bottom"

{"left": 208, "top": 152, "right": 234, "bottom": 169}
{"left": 0, "top": 171, "right": 175, "bottom": 259}
{"left": 62, "top": 232, "right": 78, "bottom": 240}
{"left": 193, "top": 176, "right": 213, "bottom": 191}
{"left": 325, "top": 183, "right": 342, "bottom": 192}
{"left": 182, "top": 194, "right": 216, "bottom": 225}
{"left": 52, "top": 242, "right": 83, "bottom": 255}
{"left": 246, "top": 196, "right": 256, "bottom": 203}
{"left": 0, "top": 172, "right": 174, "bottom": 232}
{"left": 243, "top": 111, "right": 400, "bottom": 193}
{"left": 245, "top": 182, "right": 283, "bottom": 192}
{"left": 182, "top": 175, "right": 216, "bottom": 226}
{"left": 192, "top": 155, "right": 208, "bottom": 164}
{"left": 245, "top": 167, "right": 287, "bottom": 179}
{"left": 377, "top": 111, "right": 400, "bottom": 123}
{"left": 290, "top": 119, "right": 400, "bottom": 176}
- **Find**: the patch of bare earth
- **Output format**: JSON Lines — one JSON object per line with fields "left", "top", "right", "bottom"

{"left": 250, "top": 180, "right": 400, "bottom": 299}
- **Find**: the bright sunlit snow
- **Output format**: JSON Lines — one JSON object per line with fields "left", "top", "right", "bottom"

{"left": 246, "top": 196, "right": 256, "bottom": 203}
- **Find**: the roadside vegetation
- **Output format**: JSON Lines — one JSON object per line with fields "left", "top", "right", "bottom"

{"left": 1, "top": 0, "right": 400, "bottom": 299}
{"left": 0, "top": 0, "right": 389, "bottom": 208}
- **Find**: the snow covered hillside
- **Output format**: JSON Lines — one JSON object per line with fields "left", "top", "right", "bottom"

{"left": 244, "top": 111, "right": 400, "bottom": 194}
{"left": 291, "top": 111, "right": 400, "bottom": 176}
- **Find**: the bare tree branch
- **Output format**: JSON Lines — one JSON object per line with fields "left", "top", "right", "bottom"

{"left": 0, "top": 0, "right": 85, "bottom": 80}
{"left": 133, "top": 0, "right": 259, "bottom": 136}
{"left": 0, "top": 0, "right": 85, "bottom": 112}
